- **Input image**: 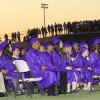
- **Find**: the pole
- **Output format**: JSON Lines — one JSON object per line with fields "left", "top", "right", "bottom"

{"left": 44, "top": 7, "right": 45, "bottom": 27}
{"left": 41, "top": 3, "right": 48, "bottom": 27}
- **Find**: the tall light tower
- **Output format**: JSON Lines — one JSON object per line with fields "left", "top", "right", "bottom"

{"left": 41, "top": 3, "right": 48, "bottom": 27}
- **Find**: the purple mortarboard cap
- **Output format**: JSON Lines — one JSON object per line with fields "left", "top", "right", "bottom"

{"left": 63, "top": 42, "right": 71, "bottom": 48}
{"left": 33, "top": 34, "right": 38, "bottom": 38}
{"left": 12, "top": 44, "right": 20, "bottom": 51}
{"left": 71, "top": 41, "right": 76, "bottom": 46}
{"left": 45, "top": 42, "right": 53, "bottom": 47}
{"left": 93, "top": 38, "right": 100, "bottom": 44}
{"left": 27, "top": 45, "right": 31, "bottom": 50}
{"left": 0, "top": 40, "right": 8, "bottom": 51}
{"left": 52, "top": 36, "right": 61, "bottom": 44}
{"left": 79, "top": 41, "right": 86, "bottom": 48}
{"left": 40, "top": 42, "right": 45, "bottom": 47}
{"left": 20, "top": 47, "right": 25, "bottom": 50}
{"left": 79, "top": 47, "right": 88, "bottom": 53}
{"left": 30, "top": 37, "right": 38, "bottom": 44}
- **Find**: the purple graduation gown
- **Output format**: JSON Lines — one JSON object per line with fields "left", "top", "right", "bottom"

{"left": 50, "top": 50, "right": 63, "bottom": 71}
{"left": 60, "top": 54, "right": 76, "bottom": 84}
{"left": 25, "top": 49, "right": 58, "bottom": 89}
{"left": 0, "top": 54, "right": 18, "bottom": 79}
{"left": 50, "top": 50, "right": 75, "bottom": 84}
{"left": 89, "top": 52, "right": 100, "bottom": 75}
{"left": 72, "top": 55, "right": 92, "bottom": 84}
{"left": 71, "top": 50, "right": 78, "bottom": 58}
{"left": 39, "top": 51, "right": 60, "bottom": 84}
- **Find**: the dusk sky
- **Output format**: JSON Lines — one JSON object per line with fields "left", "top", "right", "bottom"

{"left": 0, "top": 0, "right": 100, "bottom": 35}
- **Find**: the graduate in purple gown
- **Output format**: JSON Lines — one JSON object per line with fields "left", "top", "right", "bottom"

{"left": 49, "top": 36, "right": 76, "bottom": 93}
{"left": 25, "top": 37, "right": 58, "bottom": 96}
{"left": 45, "top": 42, "right": 57, "bottom": 71}
{"left": 79, "top": 41, "right": 89, "bottom": 49}
{"left": 89, "top": 38, "right": 100, "bottom": 75}
{"left": 71, "top": 41, "right": 79, "bottom": 59}
{"left": 11, "top": 44, "right": 23, "bottom": 61}
{"left": 62, "top": 42, "right": 78, "bottom": 93}
{"left": 39, "top": 42, "right": 60, "bottom": 84}
{"left": 73, "top": 47, "right": 92, "bottom": 90}
{"left": 0, "top": 41, "right": 18, "bottom": 91}
{"left": 46, "top": 36, "right": 67, "bottom": 94}
{"left": 11, "top": 44, "right": 29, "bottom": 79}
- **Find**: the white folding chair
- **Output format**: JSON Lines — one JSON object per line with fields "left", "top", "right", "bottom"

{"left": 13, "top": 60, "right": 43, "bottom": 97}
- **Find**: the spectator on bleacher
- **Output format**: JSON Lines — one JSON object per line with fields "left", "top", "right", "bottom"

{"left": 17, "top": 31, "right": 20, "bottom": 42}
{"left": 4, "top": 34, "right": 8, "bottom": 41}
{"left": 72, "top": 22, "right": 76, "bottom": 34}
{"left": 51, "top": 24, "right": 54, "bottom": 37}
{"left": 47, "top": 25, "right": 51, "bottom": 36}
{"left": 44, "top": 27, "right": 47, "bottom": 38}
{"left": 11, "top": 32, "right": 17, "bottom": 43}
{"left": 14, "top": 32, "right": 17, "bottom": 42}
{"left": 63, "top": 22, "right": 67, "bottom": 34}
{"left": 11, "top": 32, "right": 14, "bottom": 42}
{"left": 38, "top": 29, "right": 41, "bottom": 38}
{"left": 23, "top": 36, "right": 27, "bottom": 42}
{"left": 58, "top": 23, "right": 63, "bottom": 34}
{"left": 67, "top": 22, "right": 71, "bottom": 34}
{"left": 27, "top": 29, "right": 31, "bottom": 37}
{"left": 1, "top": 19, "right": 100, "bottom": 42}
{"left": 26, "top": 35, "right": 29, "bottom": 42}
{"left": 54, "top": 23, "right": 58, "bottom": 36}
{"left": 41, "top": 26, "right": 45, "bottom": 38}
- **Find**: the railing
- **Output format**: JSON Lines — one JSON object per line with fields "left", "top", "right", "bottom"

{"left": 0, "top": 30, "right": 65, "bottom": 41}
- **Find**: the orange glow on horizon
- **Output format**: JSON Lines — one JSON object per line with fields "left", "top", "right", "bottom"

{"left": 0, "top": 0, "right": 100, "bottom": 36}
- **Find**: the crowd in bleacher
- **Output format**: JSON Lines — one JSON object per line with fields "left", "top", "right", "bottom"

{"left": 1, "top": 19, "right": 100, "bottom": 43}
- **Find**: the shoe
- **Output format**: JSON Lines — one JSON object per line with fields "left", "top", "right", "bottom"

{"left": 82, "top": 88, "right": 88, "bottom": 91}
{"left": 76, "top": 88, "right": 81, "bottom": 92}
{"left": 58, "top": 91, "right": 68, "bottom": 94}
{"left": 71, "top": 90, "right": 78, "bottom": 93}
{"left": 0, "top": 92, "right": 6, "bottom": 97}
{"left": 48, "top": 93, "right": 58, "bottom": 96}
{"left": 66, "top": 92, "right": 71, "bottom": 94}
{"left": 16, "top": 91, "right": 22, "bottom": 96}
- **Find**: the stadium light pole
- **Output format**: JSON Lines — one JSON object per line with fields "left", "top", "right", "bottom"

{"left": 41, "top": 3, "right": 48, "bottom": 27}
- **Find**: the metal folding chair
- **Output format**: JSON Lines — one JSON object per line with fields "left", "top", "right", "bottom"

{"left": 13, "top": 60, "right": 44, "bottom": 97}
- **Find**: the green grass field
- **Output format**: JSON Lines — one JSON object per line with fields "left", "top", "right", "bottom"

{"left": 1, "top": 90, "right": 100, "bottom": 100}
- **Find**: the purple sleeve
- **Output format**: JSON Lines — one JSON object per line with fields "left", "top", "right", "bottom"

{"left": 25, "top": 51, "right": 41, "bottom": 73}
{"left": 89, "top": 54, "right": 99, "bottom": 69}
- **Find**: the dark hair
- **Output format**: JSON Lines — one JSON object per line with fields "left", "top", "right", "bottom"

{"left": 3, "top": 44, "right": 12, "bottom": 59}
{"left": 91, "top": 43, "right": 100, "bottom": 54}
{"left": 53, "top": 42, "right": 60, "bottom": 53}
{"left": 53, "top": 42, "right": 63, "bottom": 58}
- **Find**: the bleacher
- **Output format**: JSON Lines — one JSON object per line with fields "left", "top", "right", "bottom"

{"left": 18, "top": 32, "right": 100, "bottom": 49}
